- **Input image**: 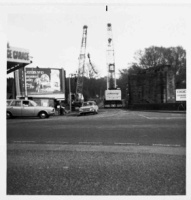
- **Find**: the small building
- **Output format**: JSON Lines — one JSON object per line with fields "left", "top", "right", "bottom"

{"left": 7, "top": 44, "right": 66, "bottom": 108}
{"left": 7, "top": 44, "right": 32, "bottom": 99}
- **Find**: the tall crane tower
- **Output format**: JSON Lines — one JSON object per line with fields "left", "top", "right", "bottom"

{"left": 75, "top": 25, "right": 88, "bottom": 102}
{"left": 106, "top": 23, "right": 116, "bottom": 89}
{"left": 104, "top": 23, "right": 122, "bottom": 108}
{"left": 71, "top": 25, "right": 98, "bottom": 110}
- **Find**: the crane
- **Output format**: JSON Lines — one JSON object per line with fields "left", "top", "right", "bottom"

{"left": 71, "top": 26, "right": 99, "bottom": 110}
{"left": 106, "top": 23, "right": 116, "bottom": 89}
{"left": 104, "top": 23, "right": 122, "bottom": 108}
{"left": 75, "top": 25, "right": 88, "bottom": 103}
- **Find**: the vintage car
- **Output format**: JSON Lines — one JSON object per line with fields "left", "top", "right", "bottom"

{"left": 79, "top": 101, "right": 99, "bottom": 115}
{"left": 7, "top": 99, "right": 55, "bottom": 119}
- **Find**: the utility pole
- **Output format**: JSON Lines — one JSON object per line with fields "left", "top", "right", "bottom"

{"left": 69, "top": 74, "right": 72, "bottom": 112}
{"left": 23, "top": 66, "right": 28, "bottom": 100}
{"left": 69, "top": 73, "right": 77, "bottom": 112}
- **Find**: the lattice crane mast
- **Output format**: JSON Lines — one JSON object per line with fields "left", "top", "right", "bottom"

{"left": 75, "top": 25, "right": 88, "bottom": 102}
{"left": 106, "top": 23, "right": 116, "bottom": 89}
{"left": 104, "top": 23, "right": 122, "bottom": 108}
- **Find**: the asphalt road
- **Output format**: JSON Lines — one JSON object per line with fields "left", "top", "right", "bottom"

{"left": 7, "top": 109, "right": 186, "bottom": 146}
{"left": 7, "top": 109, "right": 186, "bottom": 195}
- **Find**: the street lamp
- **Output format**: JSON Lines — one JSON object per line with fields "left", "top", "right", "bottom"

{"left": 69, "top": 73, "right": 77, "bottom": 112}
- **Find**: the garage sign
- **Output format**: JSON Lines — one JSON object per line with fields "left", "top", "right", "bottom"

{"left": 7, "top": 46, "right": 30, "bottom": 64}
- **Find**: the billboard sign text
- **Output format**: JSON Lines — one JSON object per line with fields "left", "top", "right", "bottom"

{"left": 7, "top": 46, "right": 30, "bottom": 64}
{"left": 176, "top": 89, "right": 186, "bottom": 101}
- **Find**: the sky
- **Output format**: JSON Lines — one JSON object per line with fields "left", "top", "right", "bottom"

{"left": 4, "top": 2, "right": 189, "bottom": 78}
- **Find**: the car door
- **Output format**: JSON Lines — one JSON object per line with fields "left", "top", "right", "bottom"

{"left": 21, "top": 100, "right": 35, "bottom": 116}
{"left": 9, "top": 100, "right": 22, "bottom": 116}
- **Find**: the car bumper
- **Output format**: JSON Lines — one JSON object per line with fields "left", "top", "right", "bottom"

{"left": 49, "top": 111, "right": 55, "bottom": 116}
{"left": 79, "top": 111, "right": 92, "bottom": 114}
{"left": 79, "top": 109, "right": 97, "bottom": 115}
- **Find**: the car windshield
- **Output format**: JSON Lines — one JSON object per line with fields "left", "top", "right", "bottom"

{"left": 82, "top": 102, "right": 93, "bottom": 106}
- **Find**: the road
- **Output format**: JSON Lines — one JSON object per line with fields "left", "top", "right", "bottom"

{"left": 7, "top": 109, "right": 186, "bottom": 146}
{"left": 7, "top": 109, "right": 186, "bottom": 195}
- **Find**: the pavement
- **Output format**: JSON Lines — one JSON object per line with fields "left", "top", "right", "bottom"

{"left": 55, "top": 108, "right": 186, "bottom": 117}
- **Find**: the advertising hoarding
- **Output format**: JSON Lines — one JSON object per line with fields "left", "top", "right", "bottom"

{"left": 176, "top": 89, "right": 186, "bottom": 101}
{"left": 18, "top": 68, "right": 65, "bottom": 99}
{"left": 105, "top": 90, "right": 121, "bottom": 100}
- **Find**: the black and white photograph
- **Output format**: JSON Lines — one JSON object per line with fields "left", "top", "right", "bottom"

{"left": 1, "top": 0, "right": 190, "bottom": 198}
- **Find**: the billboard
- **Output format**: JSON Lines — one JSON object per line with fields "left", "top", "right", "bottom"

{"left": 105, "top": 90, "right": 121, "bottom": 100}
{"left": 176, "top": 89, "right": 186, "bottom": 101}
{"left": 18, "top": 68, "right": 65, "bottom": 99}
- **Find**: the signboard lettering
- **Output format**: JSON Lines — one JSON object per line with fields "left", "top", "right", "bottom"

{"left": 7, "top": 46, "right": 30, "bottom": 64}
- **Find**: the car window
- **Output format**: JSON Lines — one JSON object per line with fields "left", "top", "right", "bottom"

{"left": 11, "top": 101, "right": 21, "bottom": 107}
{"left": 23, "top": 101, "right": 32, "bottom": 107}
{"left": 29, "top": 102, "right": 34, "bottom": 106}
{"left": 29, "top": 101, "right": 37, "bottom": 106}
{"left": 83, "top": 103, "right": 88, "bottom": 106}
{"left": 89, "top": 102, "right": 93, "bottom": 106}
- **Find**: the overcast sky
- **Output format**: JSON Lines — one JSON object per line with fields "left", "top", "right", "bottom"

{"left": 5, "top": 2, "right": 189, "bottom": 78}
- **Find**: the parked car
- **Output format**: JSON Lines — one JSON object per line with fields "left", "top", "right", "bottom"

{"left": 79, "top": 101, "right": 99, "bottom": 115}
{"left": 7, "top": 99, "right": 55, "bottom": 119}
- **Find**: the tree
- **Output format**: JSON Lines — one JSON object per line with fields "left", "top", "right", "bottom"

{"left": 117, "top": 64, "right": 143, "bottom": 99}
{"left": 135, "top": 46, "right": 186, "bottom": 88}
{"left": 119, "top": 46, "right": 186, "bottom": 90}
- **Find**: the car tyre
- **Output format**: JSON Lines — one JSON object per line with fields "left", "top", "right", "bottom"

{"left": 7, "top": 111, "right": 12, "bottom": 119}
{"left": 39, "top": 111, "right": 48, "bottom": 119}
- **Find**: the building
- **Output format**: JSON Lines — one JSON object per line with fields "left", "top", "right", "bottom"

{"left": 7, "top": 44, "right": 32, "bottom": 99}
{"left": 127, "top": 65, "right": 176, "bottom": 109}
{"left": 7, "top": 44, "right": 66, "bottom": 108}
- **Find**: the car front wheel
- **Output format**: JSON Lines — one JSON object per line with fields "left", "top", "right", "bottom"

{"left": 39, "top": 111, "right": 48, "bottom": 119}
